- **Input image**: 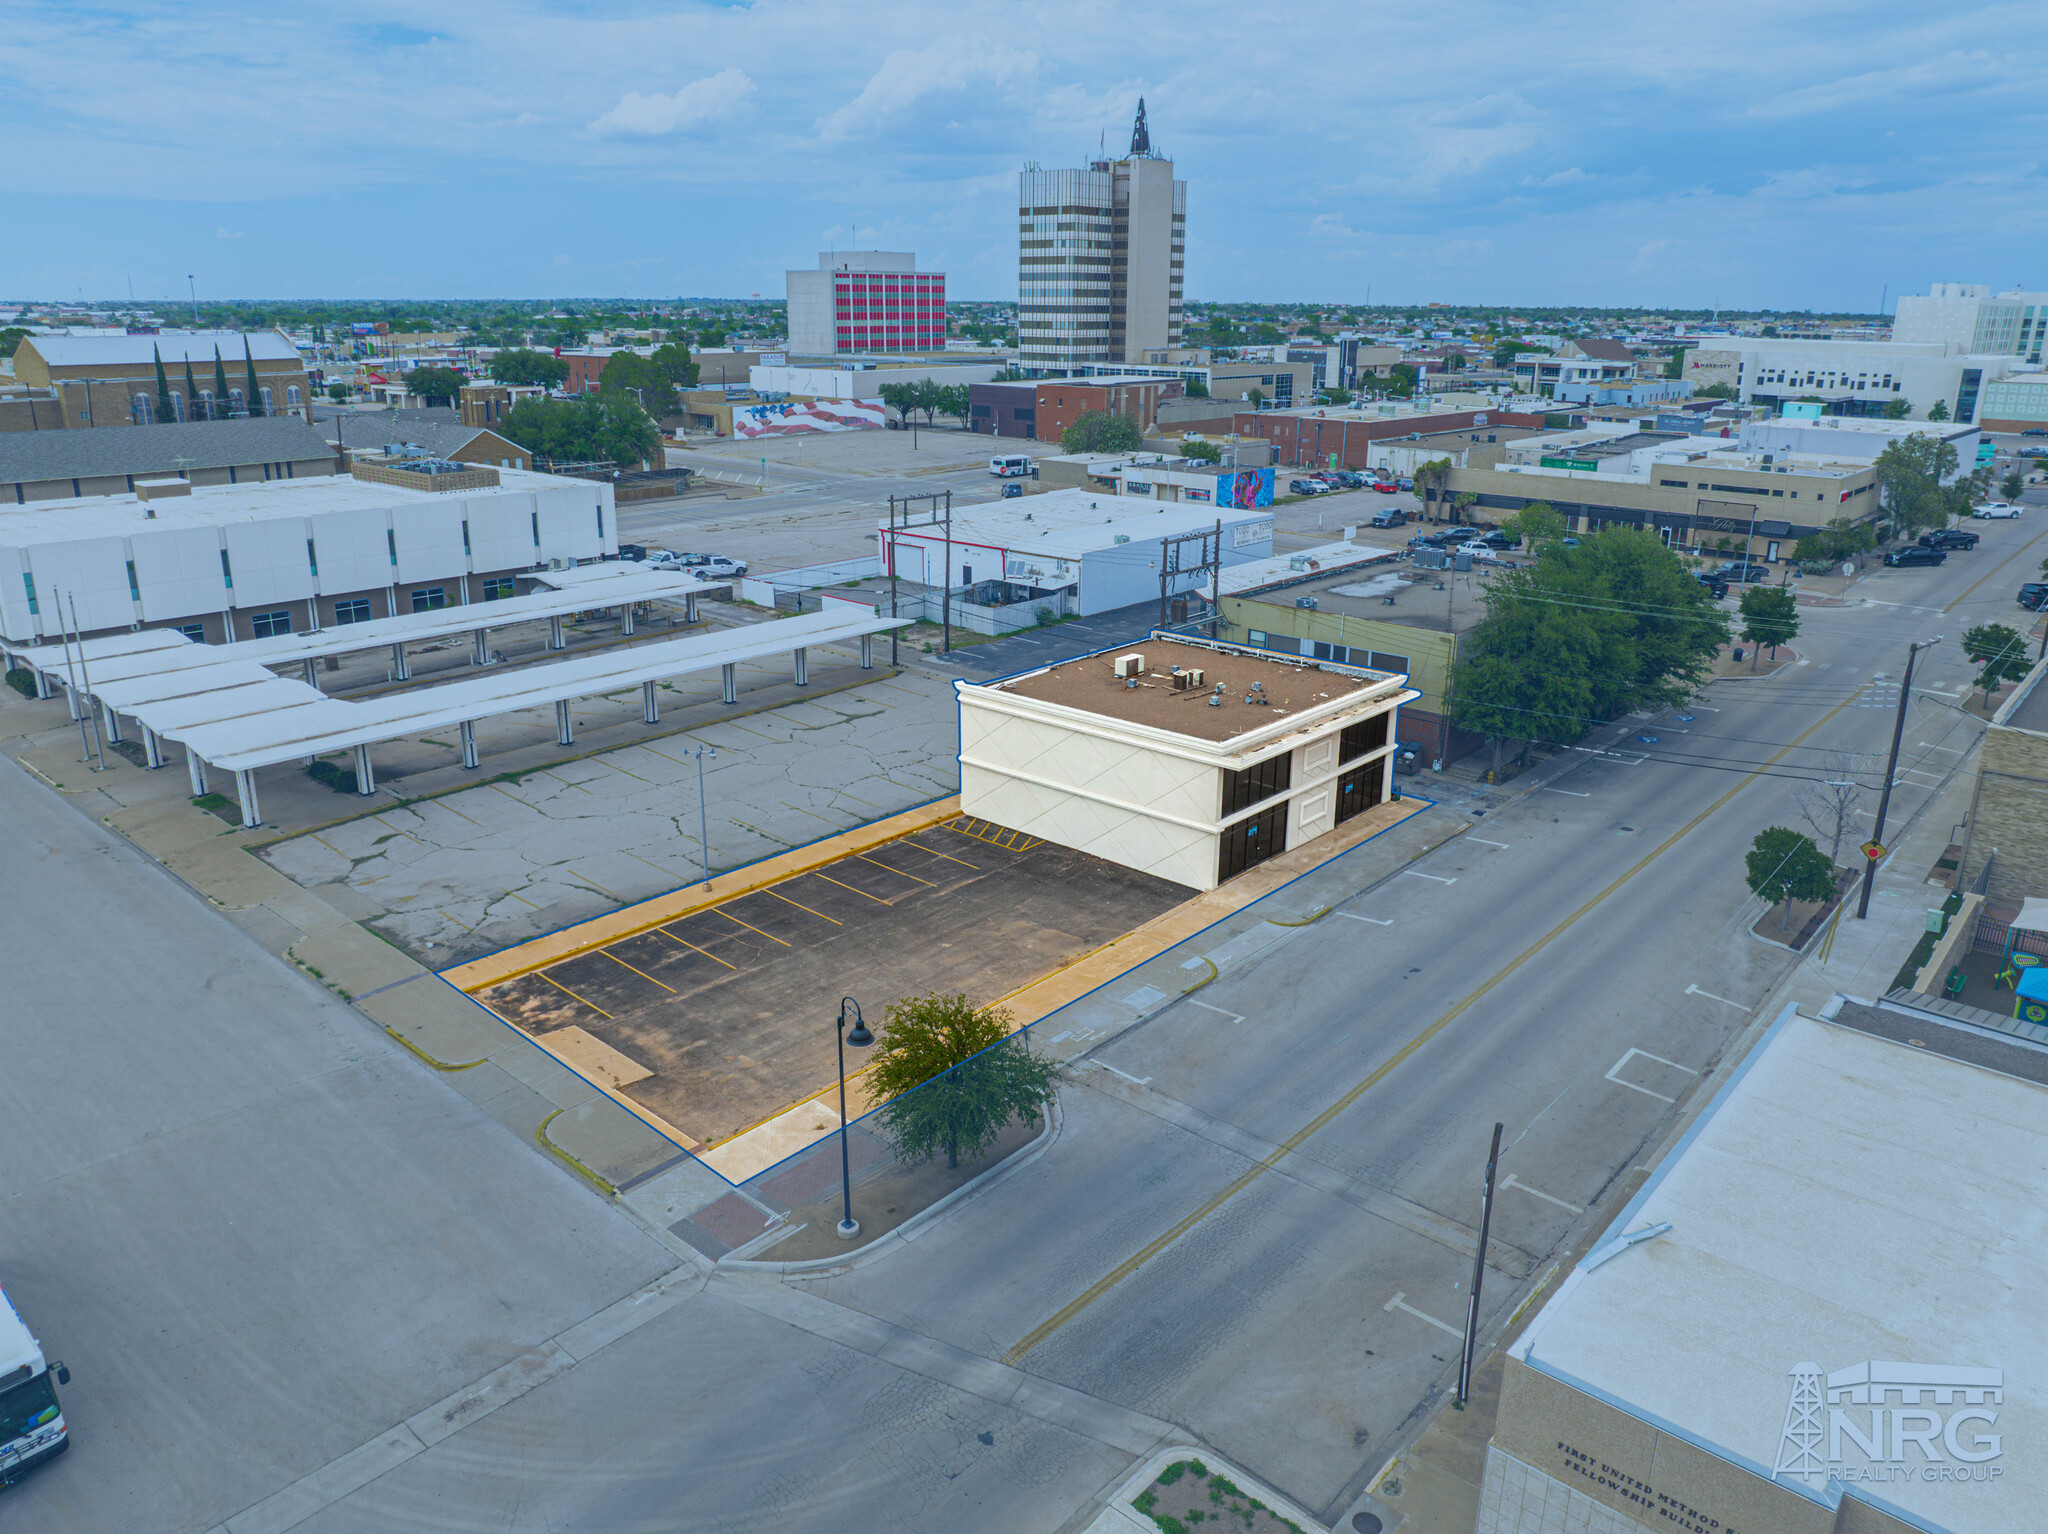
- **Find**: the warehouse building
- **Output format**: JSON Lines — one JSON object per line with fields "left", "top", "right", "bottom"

{"left": 957, "top": 634, "right": 1414, "bottom": 889}
{"left": 1, "top": 417, "right": 338, "bottom": 504}
{"left": 0, "top": 464, "right": 615, "bottom": 645}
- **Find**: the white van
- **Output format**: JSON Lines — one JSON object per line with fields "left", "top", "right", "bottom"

{"left": 0, "top": 1287, "right": 70, "bottom": 1484}
{"left": 989, "top": 455, "right": 1032, "bottom": 477}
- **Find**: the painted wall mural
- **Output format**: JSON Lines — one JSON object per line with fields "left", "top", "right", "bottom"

{"left": 731, "top": 399, "right": 886, "bottom": 438}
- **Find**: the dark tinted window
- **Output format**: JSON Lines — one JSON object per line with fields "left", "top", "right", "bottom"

{"left": 1339, "top": 713, "right": 1389, "bottom": 763}
{"left": 1222, "top": 752, "right": 1291, "bottom": 817}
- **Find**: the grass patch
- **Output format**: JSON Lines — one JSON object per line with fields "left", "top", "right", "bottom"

{"left": 307, "top": 759, "right": 360, "bottom": 794}
{"left": 191, "top": 793, "right": 233, "bottom": 812}
{"left": 5, "top": 668, "right": 38, "bottom": 698}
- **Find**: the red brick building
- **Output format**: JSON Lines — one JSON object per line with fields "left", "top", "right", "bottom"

{"left": 1235, "top": 407, "right": 1548, "bottom": 469}
{"left": 1031, "top": 375, "right": 1185, "bottom": 443}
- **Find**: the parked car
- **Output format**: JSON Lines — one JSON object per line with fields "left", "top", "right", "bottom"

{"left": 1288, "top": 478, "right": 1332, "bottom": 495}
{"left": 2019, "top": 582, "right": 2048, "bottom": 610}
{"left": 2018, "top": 446, "right": 2048, "bottom": 458}
{"left": 1715, "top": 560, "right": 1772, "bottom": 582}
{"left": 1454, "top": 542, "right": 1504, "bottom": 563}
{"left": 1884, "top": 546, "right": 1946, "bottom": 567}
{"left": 1467, "top": 531, "right": 1518, "bottom": 551}
{"left": 645, "top": 550, "right": 700, "bottom": 568}
{"left": 1369, "top": 479, "right": 1399, "bottom": 494}
{"left": 1410, "top": 527, "right": 1474, "bottom": 549}
{"left": 616, "top": 543, "right": 647, "bottom": 562}
{"left": 1919, "top": 529, "right": 1980, "bottom": 550}
{"left": 1369, "top": 508, "right": 1407, "bottom": 528}
{"left": 1973, "top": 502, "right": 2023, "bottom": 518}
{"left": 1395, "top": 476, "right": 1415, "bottom": 491}
{"left": 1331, "top": 471, "right": 1366, "bottom": 489}
{"left": 668, "top": 554, "right": 747, "bottom": 577}
{"left": 2024, "top": 428, "right": 2048, "bottom": 437}
{"left": 1693, "top": 572, "right": 1730, "bottom": 599}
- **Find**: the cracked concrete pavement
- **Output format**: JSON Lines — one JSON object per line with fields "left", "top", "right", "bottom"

{"left": 258, "top": 671, "right": 961, "bottom": 965}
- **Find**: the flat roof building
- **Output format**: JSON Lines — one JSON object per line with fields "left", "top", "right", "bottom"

{"left": 1486, "top": 999, "right": 2048, "bottom": 1534}
{"left": 1, "top": 417, "right": 338, "bottom": 504}
{"left": 1680, "top": 336, "right": 2019, "bottom": 424}
{"left": 958, "top": 634, "right": 1414, "bottom": 889}
{"left": 784, "top": 251, "right": 946, "bottom": 357}
{"left": 9, "top": 329, "right": 315, "bottom": 426}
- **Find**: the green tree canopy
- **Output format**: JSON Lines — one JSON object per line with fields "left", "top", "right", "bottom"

{"left": 1964, "top": 623, "right": 2031, "bottom": 707}
{"left": 648, "top": 341, "right": 699, "bottom": 390}
{"left": 1873, "top": 432, "right": 1965, "bottom": 535}
{"left": 1320, "top": 387, "right": 1354, "bottom": 405}
{"left": 1738, "top": 584, "right": 1799, "bottom": 666}
{"left": 1180, "top": 437, "right": 1222, "bottom": 464}
{"left": 1502, "top": 501, "right": 1565, "bottom": 547}
{"left": 1451, "top": 527, "right": 1731, "bottom": 766}
{"left": 0, "top": 327, "right": 29, "bottom": 359}
{"left": 498, "top": 395, "right": 658, "bottom": 467}
{"left": 1927, "top": 399, "right": 1951, "bottom": 422}
{"left": 1694, "top": 381, "right": 1738, "bottom": 400}
{"left": 406, "top": 366, "right": 467, "bottom": 406}
{"left": 1745, "top": 826, "right": 1838, "bottom": 931}
{"left": 2002, "top": 465, "right": 2026, "bottom": 500}
{"left": 490, "top": 348, "right": 569, "bottom": 388}
{"left": 598, "top": 352, "right": 680, "bottom": 416}
{"left": 1182, "top": 376, "right": 1210, "bottom": 399}
{"left": 868, "top": 994, "right": 1065, "bottom": 1169}
{"left": 1060, "top": 410, "right": 1143, "bottom": 454}
{"left": 1492, "top": 340, "right": 1544, "bottom": 369}
{"left": 935, "top": 382, "right": 972, "bottom": 426}
{"left": 1794, "top": 517, "right": 1876, "bottom": 565}
{"left": 1883, "top": 398, "right": 1912, "bottom": 419}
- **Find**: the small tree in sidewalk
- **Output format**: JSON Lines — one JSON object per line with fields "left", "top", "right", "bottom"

{"left": 1745, "top": 826, "right": 1839, "bottom": 932}
{"left": 870, "top": 993, "right": 1066, "bottom": 1169}
{"left": 1793, "top": 751, "right": 1872, "bottom": 869}
{"left": 1963, "top": 623, "right": 2030, "bottom": 709}
{"left": 1738, "top": 584, "right": 1799, "bottom": 668}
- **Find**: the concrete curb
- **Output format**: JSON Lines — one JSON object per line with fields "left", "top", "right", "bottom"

{"left": 1101, "top": 1444, "right": 1329, "bottom": 1533}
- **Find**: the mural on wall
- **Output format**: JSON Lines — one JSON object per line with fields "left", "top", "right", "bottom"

{"left": 731, "top": 399, "right": 886, "bottom": 438}
{"left": 1219, "top": 466, "right": 1275, "bottom": 508}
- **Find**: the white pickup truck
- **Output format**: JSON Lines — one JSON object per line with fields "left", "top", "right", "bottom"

{"left": 0, "top": 1287, "right": 69, "bottom": 1485}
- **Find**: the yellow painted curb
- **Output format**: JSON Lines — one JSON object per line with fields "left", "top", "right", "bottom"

{"left": 444, "top": 794, "right": 963, "bottom": 993}
{"left": 383, "top": 1027, "right": 490, "bottom": 1072}
{"left": 535, "top": 1110, "right": 619, "bottom": 1196}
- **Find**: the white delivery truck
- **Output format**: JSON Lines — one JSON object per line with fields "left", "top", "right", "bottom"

{"left": 989, "top": 454, "right": 1032, "bottom": 477}
{"left": 0, "top": 1288, "right": 69, "bottom": 1485}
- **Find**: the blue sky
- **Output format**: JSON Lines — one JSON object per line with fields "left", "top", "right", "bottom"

{"left": 2, "top": 1, "right": 2044, "bottom": 309}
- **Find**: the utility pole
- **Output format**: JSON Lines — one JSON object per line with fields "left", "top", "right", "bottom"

{"left": 1210, "top": 517, "right": 1222, "bottom": 637}
{"left": 1456, "top": 1122, "right": 1504, "bottom": 1407}
{"left": 942, "top": 488, "right": 952, "bottom": 654}
{"left": 886, "top": 494, "right": 899, "bottom": 667}
{"left": 187, "top": 275, "right": 198, "bottom": 327}
{"left": 1857, "top": 638, "right": 1940, "bottom": 918}
{"left": 1158, "top": 523, "right": 1222, "bottom": 629}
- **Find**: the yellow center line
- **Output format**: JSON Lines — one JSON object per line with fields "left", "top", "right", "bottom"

{"left": 599, "top": 948, "right": 679, "bottom": 992}
{"left": 537, "top": 971, "right": 614, "bottom": 1020}
{"left": 1944, "top": 520, "right": 2048, "bottom": 613}
{"left": 650, "top": 928, "right": 740, "bottom": 971}
{"left": 765, "top": 888, "right": 844, "bottom": 925}
{"left": 859, "top": 853, "right": 937, "bottom": 887}
{"left": 711, "top": 908, "right": 794, "bottom": 946}
{"left": 1000, "top": 686, "right": 1865, "bottom": 1367}
{"left": 809, "top": 871, "right": 892, "bottom": 904}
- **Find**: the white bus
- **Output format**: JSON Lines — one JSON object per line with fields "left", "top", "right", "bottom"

{"left": 0, "top": 1288, "right": 69, "bottom": 1485}
{"left": 989, "top": 454, "right": 1033, "bottom": 477}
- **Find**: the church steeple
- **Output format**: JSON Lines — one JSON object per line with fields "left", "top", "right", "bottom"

{"left": 1130, "top": 98, "right": 1150, "bottom": 157}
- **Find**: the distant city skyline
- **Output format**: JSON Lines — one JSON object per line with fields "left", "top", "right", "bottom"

{"left": 2, "top": 1, "right": 2044, "bottom": 308}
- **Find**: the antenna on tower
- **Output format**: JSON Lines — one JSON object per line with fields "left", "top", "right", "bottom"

{"left": 1130, "top": 98, "right": 1150, "bottom": 157}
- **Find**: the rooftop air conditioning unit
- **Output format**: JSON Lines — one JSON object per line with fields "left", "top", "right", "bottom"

{"left": 1114, "top": 653, "right": 1146, "bottom": 678}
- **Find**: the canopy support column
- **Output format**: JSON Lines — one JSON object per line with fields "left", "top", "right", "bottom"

{"left": 549, "top": 615, "right": 566, "bottom": 650}
{"left": 102, "top": 703, "right": 122, "bottom": 744}
{"left": 459, "top": 720, "right": 479, "bottom": 769}
{"left": 390, "top": 642, "right": 411, "bottom": 681}
{"left": 303, "top": 658, "right": 321, "bottom": 692}
{"left": 234, "top": 769, "right": 260, "bottom": 829}
{"left": 555, "top": 700, "right": 574, "bottom": 746}
{"left": 33, "top": 667, "right": 52, "bottom": 700}
{"left": 621, "top": 604, "right": 636, "bottom": 637}
{"left": 641, "top": 680, "right": 659, "bottom": 725}
{"left": 354, "top": 744, "right": 375, "bottom": 795}
{"left": 684, "top": 592, "right": 698, "bottom": 624}
{"left": 793, "top": 647, "right": 808, "bottom": 687}
{"left": 473, "top": 628, "right": 489, "bottom": 665}
{"left": 188, "top": 750, "right": 207, "bottom": 797}
{"left": 860, "top": 633, "right": 873, "bottom": 670}
{"left": 721, "top": 663, "right": 737, "bottom": 705}
{"left": 143, "top": 725, "right": 164, "bottom": 770}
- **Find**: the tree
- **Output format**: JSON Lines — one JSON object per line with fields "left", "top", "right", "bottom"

{"left": 1963, "top": 623, "right": 2031, "bottom": 708}
{"left": 936, "top": 382, "right": 972, "bottom": 427}
{"left": 1872, "top": 433, "right": 1963, "bottom": 536}
{"left": 1320, "top": 387, "right": 1354, "bottom": 405}
{"left": 649, "top": 340, "right": 699, "bottom": 391}
{"left": 244, "top": 339, "right": 266, "bottom": 418}
{"left": 1694, "top": 381, "right": 1738, "bottom": 399}
{"left": 152, "top": 345, "right": 174, "bottom": 426}
{"left": 1883, "top": 397, "right": 1912, "bottom": 419}
{"left": 407, "top": 366, "right": 466, "bottom": 407}
{"left": 0, "top": 326, "right": 29, "bottom": 358}
{"left": 1180, "top": 437, "right": 1222, "bottom": 464}
{"left": 491, "top": 348, "right": 569, "bottom": 388}
{"left": 877, "top": 381, "right": 917, "bottom": 424}
{"left": 598, "top": 352, "right": 679, "bottom": 417}
{"left": 1927, "top": 398, "right": 1951, "bottom": 422}
{"left": 868, "top": 993, "right": 1065, "bottom": 1169}
{"left": 1794, "top": 517, "right": 1875, "bottom": 566}
{"left": 1503, "top": 501, "right": 1566, "bottom": 548}
{"left": 1182, "top": 376, "right": 1210, "bottom": 399}
{"left": 1492, "top": 340, "right": 1543, "bottom": 370}
{"left": 1061, "top": 410, "right": 1143, "bottom": 454}
{"left": 1738, "top": 585, "right": 1799, "bottom": 668}
{"left": 2002, "top": 465, "right": 2026, "bottom": 500}
{"left": 499, "top": 395, "right": 658, "bottom": 468}
{"left": 1793, "top": 752, "right": 1871, "bottom": 868}
{"left": 1246, "top": 387, "right": 1267, "bottom": 410}
{"left": 326, "top": 383, "right": 349, "bottom": 403}
{"left": 1413, "top": 457, "right": 1454, "bottom": 512}
{"left": 1745, "top": 826, "right": 1838, "bottom": 931}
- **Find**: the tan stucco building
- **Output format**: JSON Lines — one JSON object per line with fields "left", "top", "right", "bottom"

{"left": 10, "top": 330, "right": 315, "bottom": 426}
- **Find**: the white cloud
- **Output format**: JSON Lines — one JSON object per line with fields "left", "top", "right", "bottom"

{"left": 818, "top": 42, "right": 1036, "bottom": 141}
{"left": 215, "top": 227, "right": 244, "bottom": 239}
{"left": 551, "top": 254, "right": 572, "bottom": 268}
{"left": 589, "top": 68, "right": 755, "bottom": 138}
{"left": 1520, "top": 166, "right": 1592, "bottom": 188}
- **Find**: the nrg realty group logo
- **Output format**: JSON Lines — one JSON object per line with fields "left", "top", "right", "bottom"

{"left": 1773, "top": 1361, "right": 2005, "bottom": 1487}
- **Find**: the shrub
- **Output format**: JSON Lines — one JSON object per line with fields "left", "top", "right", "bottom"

{"left": 306, "top": 759, "right": 359, "bottom": 794}
{"left": 5, "top": 668, "right": 37, "bottom": 698}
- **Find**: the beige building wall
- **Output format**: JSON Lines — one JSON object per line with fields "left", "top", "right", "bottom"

{"left": 1957, "top": 660, "right": 2048, "bottom": 902}
{"left": 1113, "top": 156, "right": 1183, "bottom": 359}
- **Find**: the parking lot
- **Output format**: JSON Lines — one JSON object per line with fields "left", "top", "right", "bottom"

{"left": 473, "top": 817, "right": 1193, "bottom": 1146}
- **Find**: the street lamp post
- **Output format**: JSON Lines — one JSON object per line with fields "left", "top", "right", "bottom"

{"left": 1857, "top": 636, "right": 1941, "bottom": 919}
{"left": 835, "top": 997, "right": 875, "bottom": 1238}
{"left": 684, "top": 743, "right": 716, "bottom": 887}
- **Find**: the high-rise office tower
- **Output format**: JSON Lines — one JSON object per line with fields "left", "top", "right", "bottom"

{"left": 1017, "top": 100, "right": 1185, "bottom": 374}
{"left": 785, "top": 251, "right": 946, "bottom": 356}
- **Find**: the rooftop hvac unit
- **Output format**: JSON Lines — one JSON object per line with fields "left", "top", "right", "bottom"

{"left": 1171, "top": 667, "right": 1206, "bottom": 692}
{"left": 1114, "top": 652, "right": 1146, "bottom": 678}
{"left": 1295, "top": 596, "right": 1318, "bottom": 610}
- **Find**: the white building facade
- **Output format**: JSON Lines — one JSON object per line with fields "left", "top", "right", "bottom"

{"left": 1893, "top": 280, "right": 2048, "bottom": 364}
{"left": 784, "top": 251, "right": 946, "bottom": 357}
{"left": 1681, "top": 337, "right": 2017, "bottom": 423}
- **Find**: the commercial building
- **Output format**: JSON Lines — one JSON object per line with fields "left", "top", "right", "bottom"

{"left": 1018, "top": 100, "right": 1185, "bottom": 373}
{"left": 326, "top": 410, "right": 534, "bottom": 472}
{"left": 0, "top": 465, "right": 616, "bottom": 645}
{"left": 1973, "top": 372, "right": 2048, "bottom": 434}
{"left": 784, "top": 251, "right": 946, "bottom": 356}
{"left": 1484, "top": 998, "right": 2046, "bottom": 1534}
{"left": 8, "top": 330, "right": 315, "bottom": 425}
{"left": 460, "top": 383, "right": 548, "bottom": 427}
{"left": 1955, "top": 657, "right": 2048, "bottom": 905}
{"left": 880, "top": 488, "right": 1273, "bottom": 617}
{"left": 1510, "top": 338, "right": 1643, "bottom": 398}
{"left": 1680, "top": 337, "right": 2019, "bottom": 423}
{"left": 749, "top": 360, "right": 1002, "bottom": 402}
{"left": 1735, "top": 411, "right": 1979, "bottom": 475}
{"left": 1031, "top": 452, "right": 1275, "bottom": 507}
{"left": 967, "top": 375, "right": 1186, "bottom": 443}
{"left": 957, "top": 634, "right": 1412, "bottom": 889}
{"left": 1893, "top": 281, "right": 2048, "bottom": 364}
{"left": 1236, "top": 403, "right": 1550, "bottom": 470}
{"left": 2, "top": 418, "right": 338, "bottom": 505}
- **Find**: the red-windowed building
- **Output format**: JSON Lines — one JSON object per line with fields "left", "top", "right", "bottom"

{"left": 786, "top": 251, "right": 947, "bottom": 356}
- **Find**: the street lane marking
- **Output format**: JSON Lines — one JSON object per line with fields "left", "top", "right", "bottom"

{"left": 1402, "top": 871, "right": 1457, "bottom": 884}
{"left": 1188, "top": 1000, "right": 1247, "bottom": 1025}
{"left": 1543, "top": 787, "right": 1591, "bottom": 796}
{"left": 1467, "top": 837, "right": 1510, "bottom": 848}
{"left": 1336, "top": 913, "right": 1394, "bottom": 925}
{"left": 1383, "top": 1291, "right": 1464, "bottom": 1340}
{"left": 1502, "top": 1174, "right": 1583, "bottom": 1214}
{"left": 1605, "top": 1047, "right": 1699, "bottom": 1103}
{"left": 1092, "top": 1061, "right": 1152, "bottom": 1087}
{"left": 1000, "top": 683, "right": 1865, "bottom": 1366}
{"left": 1685, "top": 984, "right": 1746, "bottom": 1011}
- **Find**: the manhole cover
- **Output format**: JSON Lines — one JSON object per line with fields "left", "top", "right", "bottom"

{"left": 1352, "top": 1516, "right": 1384, "bottom": 1534}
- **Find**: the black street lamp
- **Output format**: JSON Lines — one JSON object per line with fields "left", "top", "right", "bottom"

{"left": 835, "top": 997, "right": 874, "bottom": 1238}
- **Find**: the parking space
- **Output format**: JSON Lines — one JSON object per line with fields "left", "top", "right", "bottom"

{"left": 474, "top": 817, "right": 1193, "bottom": 1146}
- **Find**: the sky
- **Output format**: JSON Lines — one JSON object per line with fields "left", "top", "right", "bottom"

{"left": 2, "top": 1, "right": 2045, "bottom": 310}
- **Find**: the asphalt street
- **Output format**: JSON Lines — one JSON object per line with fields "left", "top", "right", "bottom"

{"left": 7, "top": 473, "right": 2044, "bottom": 1530}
